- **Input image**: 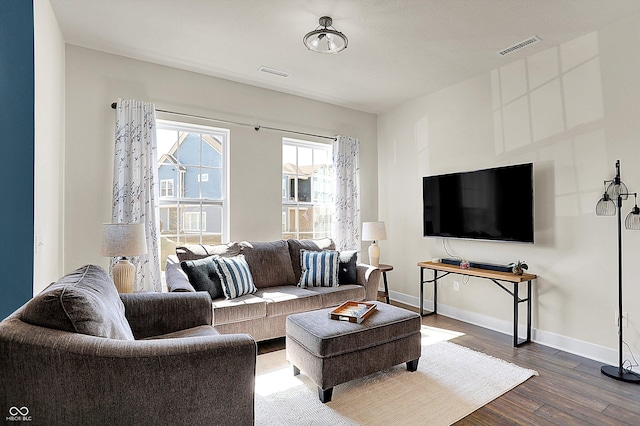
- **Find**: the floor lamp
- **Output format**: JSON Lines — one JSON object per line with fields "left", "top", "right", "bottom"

{"left": 595, "top": 160, "right": 640, "bottom": 383}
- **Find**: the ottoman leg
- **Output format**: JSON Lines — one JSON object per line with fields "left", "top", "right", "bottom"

{"left": 293, "top": 365, "right": 300, "bottom": 376}
{"left": 406, "top": 358, "right": 419, "bottom": 372}
{"left": 318, "top": 387, "right": 333, "bottom": 403}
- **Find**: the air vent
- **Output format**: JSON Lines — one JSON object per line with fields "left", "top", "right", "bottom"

{"left": 496, "top": 36, "right": 542, "bottom": 57}
{"left": 258, "top": 66, "right": 290, "bottom": 78}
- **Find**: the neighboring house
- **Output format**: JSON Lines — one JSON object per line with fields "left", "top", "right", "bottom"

{"left": 157, "top": 132, "right": 223, "bottom": 236}
{"left": 282, "top": 162, "right": 333, "bottom": 239}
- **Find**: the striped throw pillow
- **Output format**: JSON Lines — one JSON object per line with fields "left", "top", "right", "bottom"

{"left": 211, "top": 254, "right": 257, "bottom": 299}
{"left": 298, "top": 249, "right": 339, "bottom": 288}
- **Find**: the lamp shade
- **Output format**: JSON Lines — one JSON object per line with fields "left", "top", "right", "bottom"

{"left": 625, "top": 205, "right": 640, "bottom": 230}
{"left": 303, "top": 16, "right": 348, "bottom": 54}
{"left": 362, "top": 222, "right": 387, "bottom": 242}
{"left": 101, "top": 223, "right": 147, "bottom": 257}
{"left": 596, "top": 193, "right": 616, "bottom": 216}
{"left": 607, "top": 179, "right": 629, "bottom": 201}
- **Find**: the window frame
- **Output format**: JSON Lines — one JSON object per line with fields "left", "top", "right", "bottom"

{"left": 282, "top": 137, "right": 334, "bottom": 240}
{"left": 156, "top": 119, "right": 229, "bottom": 248}
{"left": 160, "top": 179, "right": 174, "bottom": 197}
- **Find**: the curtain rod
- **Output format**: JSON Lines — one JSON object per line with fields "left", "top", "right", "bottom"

{"left": 110, "top": 102, "right": 336, "bottom": 141}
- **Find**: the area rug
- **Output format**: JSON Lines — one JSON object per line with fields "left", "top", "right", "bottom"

{"left": 254, "top": 328, "right": 538, "bottom": 426}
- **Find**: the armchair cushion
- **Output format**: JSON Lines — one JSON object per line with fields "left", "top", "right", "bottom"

{"left": 20, "top": 264, "right": 134, "bottom": 340}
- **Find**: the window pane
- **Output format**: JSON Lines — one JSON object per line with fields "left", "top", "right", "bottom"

{"left": 282, "top": 139, "right": 333, "bottom": 240}
{"left": 157, "top": 121, "right": 228, "bottom": 270}
{"left": 282, "top": 206, "right": 297, "bottom": 237}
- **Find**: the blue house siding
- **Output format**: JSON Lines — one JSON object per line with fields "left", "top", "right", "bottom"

{"left": 0, "top": 1, "right": 34, "bottom": 319}
{"left": 160, "top": 133, "right": 223, "bottom": 200}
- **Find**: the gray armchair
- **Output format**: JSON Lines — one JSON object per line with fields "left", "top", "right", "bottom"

{"left": 0, "top": 265, "right": 256, "bottom": 426}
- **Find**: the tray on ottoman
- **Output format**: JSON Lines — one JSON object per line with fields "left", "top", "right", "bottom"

{"left": 329, "top": 301, "right": 377, "bottom": 323}
{"left": 286, "top": 302, "right": 421, "bottom": 402}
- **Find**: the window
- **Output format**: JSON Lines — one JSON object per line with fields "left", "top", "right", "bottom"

{"left": 184, "top": 211, "right": 206, "bottom": 231}
{"left": 157, "top": 120, "right": 228, "bottom": 268}
{"left": 282, "top": 138, "right": 334, "bottom": 240}
{"left": 160, "top": 179, "right": 174, "bottom": 197}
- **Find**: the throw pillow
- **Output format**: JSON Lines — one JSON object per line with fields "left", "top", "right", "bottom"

{"left": 211, "top": 254, "right": 258, "bottom": 299}
{"left": 180, "top": 256, "right": 225, "bottom": 300}
{"left": 20, "top": 265, "right": 135, "bottom": 340}
{"left": 298, "top": 249, "right": 339, "bottom": 288}
{"left": 338, "top": 250, "right": 358, "bottom": 284}
{"left": 287, "top": 238, "right": 336, "bottom": 282}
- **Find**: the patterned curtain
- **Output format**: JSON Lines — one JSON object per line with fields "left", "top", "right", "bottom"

{"left": 332, "top": 135, "right": 361, "bottom": 251}
{"left": 112, "top": 99, "right": 161, "bottom": 292}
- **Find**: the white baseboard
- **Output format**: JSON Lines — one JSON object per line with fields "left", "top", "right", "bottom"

{"left": 388, "top": 289, "right": 624, "bottom": 367}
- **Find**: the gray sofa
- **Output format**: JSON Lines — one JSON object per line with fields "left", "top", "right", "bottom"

{"left": 0, "top": 265, "right": 256, "bottom": 426}
{"left": 166, "top": 238, "right": 381, "bottom": 342}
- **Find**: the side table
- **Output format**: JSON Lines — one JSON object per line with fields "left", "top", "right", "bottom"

{"left": 378, "top": 264, "right": 393, "bottom": 304}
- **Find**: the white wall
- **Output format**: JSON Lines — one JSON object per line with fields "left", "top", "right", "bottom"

{"left": 378, "top": 15, "right": 640, "bottom": 363}
{"left": 34, "top": 0, "right": 65, "bottom": 293}
{"left": 64, "top": 46, "right": 377, "bottom": 272}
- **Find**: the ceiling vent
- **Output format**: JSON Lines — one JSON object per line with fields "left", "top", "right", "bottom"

{"left": 258, "top": 66, "right": 290, "bottom": 78}
{"left": 496, "top": 36, "right": 542, "bottom": 57}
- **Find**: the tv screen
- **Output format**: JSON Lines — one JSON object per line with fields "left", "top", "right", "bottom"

{"left": 423, "top": 163, "right": 534, "bottom": 243}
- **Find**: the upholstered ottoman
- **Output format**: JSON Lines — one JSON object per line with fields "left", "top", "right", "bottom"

{"left": 285, "top": 302, "right": 421, "bottom": 402}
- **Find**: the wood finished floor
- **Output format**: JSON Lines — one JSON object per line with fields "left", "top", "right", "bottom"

{"left": 257, "top": 301, "right": 640, "bottom": 425}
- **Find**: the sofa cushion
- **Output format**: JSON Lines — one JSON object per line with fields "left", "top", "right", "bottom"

{"left": 256, "top": 286, "right": 323, "bottom": 317}
{"left": 239, "top": 240, "right": 296, "bottom": 288}
{"left": 144, "top": 325, "right": 220, "bottom": 340}
{"left": 298, "top": 249, "right": 339, "bottom": 288}
{"left": 176, "top": 242, "right": 241, "bottom": 261}
{"left": 211, "top": 294, "right": 267, "bottom": 325}
{"left": 287, "top": 238, "right": 336, "bottom": 282}
{"left": 307, "top": 285, "right": 367, "bottom": 308}
{"left": 180, "top": 256, "right": 224, "bottom": 299}
{"left": 20, "top": 265, "right": 134, "bottom": 340}
{"left": 338, "top": 250, "right": 358, "bottom": 284}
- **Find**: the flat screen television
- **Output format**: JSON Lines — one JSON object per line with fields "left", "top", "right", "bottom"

{"left": 422, "top": 163, "right": 534, "bottom": 243}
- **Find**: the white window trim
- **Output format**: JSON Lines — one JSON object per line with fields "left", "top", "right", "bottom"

{"left": 157, "top": 119, "right": 229, "bottom": 242}
{"left": 282, "top": 137, "right": 333, "bottom": 240}
{"left": 160, "top": 179, "right": 174, "bottom": 197}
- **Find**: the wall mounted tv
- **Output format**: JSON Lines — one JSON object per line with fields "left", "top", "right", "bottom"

{"left": 422, "top": 163, "right": 534, "bottom": 243}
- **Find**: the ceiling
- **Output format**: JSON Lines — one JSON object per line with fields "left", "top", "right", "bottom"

{"left": 49, "top": 0, "right": 640, "bottom": 114}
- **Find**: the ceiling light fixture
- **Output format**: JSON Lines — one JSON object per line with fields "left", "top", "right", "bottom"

{"left": 303, "top": 16, "right": 348, "bottom": 54}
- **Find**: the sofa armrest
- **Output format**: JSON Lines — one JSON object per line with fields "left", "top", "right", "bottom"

{"left": 165, "top": 257, "right": 196, "bottom": 292}
{"left": 0, "top": 318, "right": 256, "bottom": 426}
{"left": 356, "top": 263, "right": 381, "bottom": 302}
{"left": 120, "top": 292, "right": 213, "bottom": 339}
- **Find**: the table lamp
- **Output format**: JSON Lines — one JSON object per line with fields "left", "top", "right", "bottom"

{"left": 362, "top": 221, "right": 387, "bottom": 266}
{"left": 101, "top": 223, "right": 147, "bottom": 293}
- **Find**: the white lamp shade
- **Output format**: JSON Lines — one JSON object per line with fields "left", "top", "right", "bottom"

{"left": 101, "top": 223, "right": 147, "bottom": 257}
{"left": 362, "top": 221, "right": 387, "bottom": 242}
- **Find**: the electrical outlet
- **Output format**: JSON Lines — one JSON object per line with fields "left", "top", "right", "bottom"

{"left": 615, "top": 312, "right": 628, "bottom": 327}
{"left": 453, "top": 281, "right": 460, "bottom": 292}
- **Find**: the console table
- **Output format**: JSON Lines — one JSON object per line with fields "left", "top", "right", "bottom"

{"left": 417, "top": 261, "right": 537, "bottom": 347}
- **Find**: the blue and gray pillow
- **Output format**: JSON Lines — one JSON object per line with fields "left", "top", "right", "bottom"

{"left": 211, "top": 254, "right": 257, "bottom": 299}
{"left": 298, "top": 249, "right": 340, "bottom": 288}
